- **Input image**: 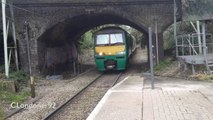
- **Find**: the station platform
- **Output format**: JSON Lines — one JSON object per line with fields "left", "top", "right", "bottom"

{"left": 87, "top": 75, "right": 213, "bottom": 120}
{"left": 87, "top": 75, "right": 144, "bottom": 120}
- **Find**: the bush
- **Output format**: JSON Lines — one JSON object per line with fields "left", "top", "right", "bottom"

{"left": 8, "top": 71, "right": 30, "bottom": 91}
{"left": 0, "top": 107, "right": 4, "bottom": 120}
{"left": 154, "top": 59, "right": 173, "bottom": 72}
{"left": 79, "top": 31, "right": 94, "bottom": 51}
{"left": 9, "top": 71, "right": 29, "bottom": 85}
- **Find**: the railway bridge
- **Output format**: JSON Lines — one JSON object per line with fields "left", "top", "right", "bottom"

{"left": 2, "top": 0, "right": 213, "bottom": 75}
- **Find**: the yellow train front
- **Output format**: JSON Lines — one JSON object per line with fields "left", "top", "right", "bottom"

{"left": 94, "top": 27, "right": 135, "bottom": 71}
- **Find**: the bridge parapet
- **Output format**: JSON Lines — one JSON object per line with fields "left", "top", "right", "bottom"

{"left": 14, "top": 0, "right": 173, "bottom": 4}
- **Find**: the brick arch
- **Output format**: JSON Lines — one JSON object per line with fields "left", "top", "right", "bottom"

{"left": 37, "top": 13, "right": 148, "bottom": 74}
{"left": 40, "top": 13, "right": 148, "bottom": 43}
{"left": 13, "top": 1, "right": 179, "bottom": 74}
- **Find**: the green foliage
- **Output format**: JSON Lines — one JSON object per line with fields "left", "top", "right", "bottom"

{"left": 183, "top": 0, "right": 213, "bottom": 21}
{"left": 163, "top": 21, "right": 213, "bottom": 51}
{"left": 9, "top": 71, "right": 29, "bottom": 85}
{"left": 207, "top": 21, "right": 213, "bottom": 34}
{"left": 194, "top": 65, "right": 207, "bottom": 72}
{"left": 0, "top": 107, "right": 4, "bottom": 120}
{"left": 79, "top": 31, "right": 94, "bottom": 51}
{"left": 121, "top": 25, "right": 142, "bottom": 44}
{"left": 163, "top": 22, "right": 194, "bottom": 50}
{"left": 0, "top": 91, "right": 30, "bottom": 103}
{"left": 154, "top": 59, "right": 173, "bottom": 72}
{"left": 163, "top": 26, "right": 175, "bottom": 50}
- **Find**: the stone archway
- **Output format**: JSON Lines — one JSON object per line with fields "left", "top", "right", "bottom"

{"left": 37, "top": 13, "right": 148, "bottom": 74}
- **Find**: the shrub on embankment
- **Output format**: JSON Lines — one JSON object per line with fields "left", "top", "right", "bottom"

{"left": 154, "top": 58, "right": 213, "bottom": 82}
{"left": 0, "top": 107, "right": 4, "bottom": 120}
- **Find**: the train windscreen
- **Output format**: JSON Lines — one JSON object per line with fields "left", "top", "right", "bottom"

{"left": 96, "top": 33, "right": 124, "bottom": 46}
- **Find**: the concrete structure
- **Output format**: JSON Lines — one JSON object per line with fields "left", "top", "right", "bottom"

{"left": 87, "top": 75, "right": 213, "bottom": 120}
{"left": 87, "top": 76, "right": 144, "bottom": 120}
{"left": 2, "top": 0, "right": 181, "bottom": 75}
{"left": 1, "top": 0, "right": 213, "bottom": 75}
{"left": 178, "top": 54, "right": 213, "bottom": 65}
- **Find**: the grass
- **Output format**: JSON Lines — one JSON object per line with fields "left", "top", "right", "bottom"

{"left": 0, "top": 107, "right": 4, "bottom": 120}
{"left": 153, "top": 59, "right": 213, "bottom": 81}
{"left": 9, "top": 71, "right": 29, "bottom": 85}
{"left": 0, "top": 70, "right": 30, "bottom": 120}
{"left": 0, "top": 91, "right": 30, "bottom": 103}
{"left": 190, "top": 74, "right": 213, "bottom": 81}
{"left": 154, "top": 59, "right": 173, "bottom": 72}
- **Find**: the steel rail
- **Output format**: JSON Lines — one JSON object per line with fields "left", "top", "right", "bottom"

{"left": 112, "top": 72, "right": 123, "bottom": 87}
{"left": 5, "top": 67, "right": 96, "bottom": 119}
{"left": 42, "top": 71, "right": 122, "bottom": 120}
{"left": 42, "top": 73, "right": 104, "bottom": 120}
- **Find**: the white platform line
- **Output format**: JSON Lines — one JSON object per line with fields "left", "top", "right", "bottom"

{"left": 86, "top": 76, "right": 129, "bottom": 120}
{"left": 112, "top": 76, "right": 129, "bottom": 89}
{"left": 110, "top": 90, "right": 142, "bottom": 93}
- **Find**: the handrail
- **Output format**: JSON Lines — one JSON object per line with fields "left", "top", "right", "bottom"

{"left": 176, "top": 33, "right": 213, "bottom": 57}
{"left": 185, "top": 36, "right": 198, "bottom": 55}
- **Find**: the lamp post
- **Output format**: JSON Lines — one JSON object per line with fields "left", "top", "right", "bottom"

{"left": 174, "top": 0, "right": 178, "bottom": 58}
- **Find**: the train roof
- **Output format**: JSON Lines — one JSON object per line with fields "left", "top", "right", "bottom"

{"left": 95, "top": 26, "right": 126, "bottom": 35}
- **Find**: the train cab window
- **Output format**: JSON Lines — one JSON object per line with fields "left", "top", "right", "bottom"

{"left": 96, "top": 34, "right": 109, "bottom": 45}
{"left": 96, "top": 33, "right": 124, "bottom": 46}
{"left": 110, "top": 33, "right": 124, "bottom": 45}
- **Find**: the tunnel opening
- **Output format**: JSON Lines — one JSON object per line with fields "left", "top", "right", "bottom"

{"left": 37, "top": 13, "right": 148, "bottom": 76}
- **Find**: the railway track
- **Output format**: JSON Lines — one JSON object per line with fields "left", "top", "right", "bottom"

{"left": 42, "top": 71, "right": 122, "bottom": 120}
{"left": 7, "top": 48, "right": 146, "bottom": 120}
{"left": 7, "top": 68, "right": 102, "bottom": 120}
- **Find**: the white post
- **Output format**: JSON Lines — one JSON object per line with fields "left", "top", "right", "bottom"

{"left": 9, "top": 3, "right": 19, "bottom": 70}
{"left": 2, "top": 0, "right": 9, "bottom": 78}
{"left": 196, "top": 21, "right": 202, "bottom": 54}
{"left": 202, "top": 21, "right": 207, "bottom": 58}
{"left": 174, "top": 0, "right": 178, "bottom": 57}
{"left": 201, "top": 21, "right": 210, "bottom": 73}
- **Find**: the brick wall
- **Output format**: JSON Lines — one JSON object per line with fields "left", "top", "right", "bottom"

{"left": 11, "top": 0, "right": 179, "bottom": 75}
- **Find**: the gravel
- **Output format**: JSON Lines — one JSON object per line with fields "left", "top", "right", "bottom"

{"left": 50, "top": 72, "right": 121, "bottom": 120}
{"left": 47, "top": 48, "right": 148, "bottom": 120}
{"left": 7, "top": 70, "right": 101, "bottom": 120}
{"left": 7, "top": 48, "right": 148, "bottom": 120}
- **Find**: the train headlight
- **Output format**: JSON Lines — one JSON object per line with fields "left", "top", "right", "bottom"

{"left": 116, "top": 51, "right": 125, "bottom": 55}
{"left": 98, "top": 52, "right": 103, "bottom": 56}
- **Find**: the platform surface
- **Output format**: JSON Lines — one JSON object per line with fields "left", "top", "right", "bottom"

{"left": 87, "top": 76, "right": 143, "bottom": 120}
{"left": 87, "top": 75, "right": 213, "bottom": 120}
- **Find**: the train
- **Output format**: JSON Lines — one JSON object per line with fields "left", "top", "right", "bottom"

{"left": 94, "top": 26, "right": 136, "bottom": 71}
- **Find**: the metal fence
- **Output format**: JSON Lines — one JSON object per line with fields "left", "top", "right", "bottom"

{"left": 176, "top": 33, "right": 213, "bottom": 56}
